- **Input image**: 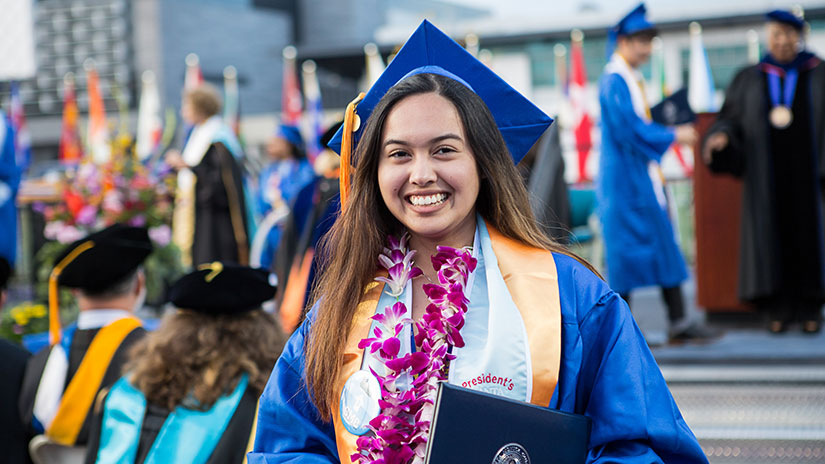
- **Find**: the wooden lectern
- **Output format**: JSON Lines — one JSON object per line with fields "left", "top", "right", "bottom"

{"left": 692, "top": 113, "right": 751, "bottom": 312}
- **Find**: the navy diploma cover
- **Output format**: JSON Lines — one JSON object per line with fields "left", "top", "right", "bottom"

{"left": 425, "top": 383, "right": 591, "bottom": 464}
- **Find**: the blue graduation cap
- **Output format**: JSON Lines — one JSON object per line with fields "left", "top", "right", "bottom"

{"left": 275, "top": 124, "right": 305, "bottom": 152}
{"left": 328, "top": 20, "right": 552, "bottom": 167}
{"left": 607, "top": 3, "right": 656, "bottom": 58}
{"left": 766, "top": 9, "right": 805, "bottom": 30}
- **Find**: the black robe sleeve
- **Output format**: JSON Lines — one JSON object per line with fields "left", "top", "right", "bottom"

{"left": 704, "top": 66, "right": 756, "bottom": 177}
{"left": 1, "top": 339, "right": 33, "bottom": 464}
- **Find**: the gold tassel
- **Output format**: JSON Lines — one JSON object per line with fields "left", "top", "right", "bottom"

{"left": 49, "top": 240, "right": 95, "bottom": 345}
{"left": 340, "top": 92, "right": 365, "bottom": 212}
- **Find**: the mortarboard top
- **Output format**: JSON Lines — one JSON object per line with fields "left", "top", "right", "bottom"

{"left": 614, "top": 3, "right": 656, "bottom": 37}
{"left": 54, "top": 224, "right": 153, "bottom": 292}
{"left": 0, "top": 256, "right": 10, "bottom": 290}
{"left": 766, "top": 9, "right": 805, "bottom": 31}
{"left": 168, "top": 262, "right": 277, "bottom": 315}
{"left": 48, "top": 223, "right": 153, "bottom": 345}
{"left": 328, "top": 20, "right": 552, "bottom": 167}
{"left": 276, "top": 124, "right": 305, "bottom": 152}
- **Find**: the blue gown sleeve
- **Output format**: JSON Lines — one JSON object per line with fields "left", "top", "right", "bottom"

{"left": 599, "top": 74, "right": 676, "bottom": 163}
{"left": 579, "top": 293, "right": 706, "bottom": 463}
{"left": 0, "top": 117, "right": 20, "bottom": 188}
{"left": 553, "top": 254, "right": 707, "bottom": 463}
{"left": 247, "top": 313, "right": 338, "bottom": 464}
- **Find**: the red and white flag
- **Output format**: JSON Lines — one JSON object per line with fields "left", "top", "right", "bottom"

{"left": 136, "top": 70, "right": 163, "bottom": 161}
{"left": 569, "top": 30, "right": 593, "bottom": 183}
{"left": 85, "top": 61, "right": 110, "bottom": 164}
{"left": 184, "top": 53, "right": 203, "bottom": 91}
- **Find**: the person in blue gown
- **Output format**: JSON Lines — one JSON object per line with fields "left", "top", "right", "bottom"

{"left": 249, "top": 20, "right": 708, "bottom": 464}
{"left": 598, "top": 4, "right": 713, "bottom": 342}
{"left": 256, "top": 124, "right": 316, "bottom": 270}
{"left": 0, "top": 111, "right": 20, "bottom": 267}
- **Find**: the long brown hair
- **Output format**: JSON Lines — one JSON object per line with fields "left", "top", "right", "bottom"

{"left": 126, "top": 309, "right": 286, "bottom": 411}
{"left": 306, "top": 73, "right": 595, "bottom": 421}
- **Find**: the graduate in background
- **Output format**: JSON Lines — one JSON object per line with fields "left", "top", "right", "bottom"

{"left": 256, "top": 124, "right": 316, "bottom": 270}
{"left": 84, "top": 262, "right": 286, "bottom": 464}
{"left": 0, "top": 257, "right": 32, "bottom": 464}
{"left": 250, "top": 20, "right": 706, "bottom": 463}
{"left": 0, "top": 110, "right": 20, "bottom": 269}
{"left": 703, "top": 9, "right": 825, "bottom": 334}
{"left": 598, "top": 3, "right": 712, "bottom": 341}
{"left": 273, "top": 122, "right": 342, "bottom": 333}
{"left": 167, "top": 84, "right": 249, "bottom": 268}
{"left": 19, "top": 225, "right": 151, "bottom": 450}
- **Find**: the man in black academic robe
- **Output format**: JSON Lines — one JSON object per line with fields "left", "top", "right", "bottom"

{"left": 18, "top": 225, "right": 151, "bottom": 448}
{"left": 0, "top": 258, "right": 32, "bottom": 464}
{"left": 703, "top": 9, "right": 825, "bottom": 332}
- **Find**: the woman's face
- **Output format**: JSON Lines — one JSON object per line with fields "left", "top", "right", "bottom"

{"left": 377, "top": 92, "right": 480, "bottom": 247}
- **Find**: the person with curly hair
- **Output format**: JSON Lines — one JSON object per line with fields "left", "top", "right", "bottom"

{"left": 84, "top": 262, "right": 286, "bottom": 464}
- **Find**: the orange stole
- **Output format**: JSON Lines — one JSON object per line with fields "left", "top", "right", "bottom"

{"left": 47, "top": 317, "right": 142, "bottom": 445}
{"left": 330, "top": 228, "right": 562, "bottom": 463}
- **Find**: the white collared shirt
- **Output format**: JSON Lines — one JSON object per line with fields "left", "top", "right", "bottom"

{"left": 77, "top": 309, "right": 133, "bottom": 330}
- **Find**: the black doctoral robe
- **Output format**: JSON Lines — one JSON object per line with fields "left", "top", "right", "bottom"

{"left": 191, "top": 142, "right": 249, "bottom": 267}
{"left": 705, "top": 52, "right": 825, "bottom": 305}
{"left": 83, "top": 385, "right": 258, "bottom": 464}
{"left": 1, "top": 338, "right": 32, "bottom": 464}
{"left": 18, "top": 326, "right": 146, "bottom": 446}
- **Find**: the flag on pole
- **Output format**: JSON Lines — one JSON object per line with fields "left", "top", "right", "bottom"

{"left": 223, "top": 65, "right": 241, "bottom": 136}
{"left": 302, "top": 59, "right": 323, "bottom": 161}
{"left": 281, "top": 46, "right": 302, "bottom": 125}
{"left": 747, "top": 29, "right": 761, "bottom": 64}
{"left": 651, "top": 38, "right": 692, "bottom": 177}
{"left": 569, "top": 29, "right": 593, "bottom": 183}
{"left": 364, "top": 43, "right": 385, "bottom": 91}
{"left": 136, "top": 70, "right": 163, "bottom": 161}
{"left": 9, "top": 81, "right": 32, "bottom": 172}
{"left": 688, "top": 22, "right": 717, "bottom": 112}
{"left": 184, "top": 53, "right": 203, "bottom": 91}
{"left": 59, "top": 73, "right": 83, "bottom": 165}
{"left": 85, "top": 60, "right": 110, "bottom": 164}
{"left": 554, "top": 44, "right": 568, "bottom": 96}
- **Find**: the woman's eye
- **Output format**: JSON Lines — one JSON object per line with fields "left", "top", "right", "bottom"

{"left": 388, "top": 150, "right": 410, "bottom": 158}
{"left": 434, "top": 146, "right": 455, "bottom": 155}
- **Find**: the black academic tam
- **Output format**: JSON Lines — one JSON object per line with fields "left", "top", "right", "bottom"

{"left": 169, "top": 262, "right": 277, "bottom": 315}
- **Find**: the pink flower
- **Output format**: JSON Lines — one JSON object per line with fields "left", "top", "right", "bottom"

{"left": 148, "top": 225, "right": 171, "bottom": 246}
{"left": 375, "top": 234, "right": 422, "bottom": 297}
{"left": 55, "top": 223, "right": 84, "bottom": 244}
{"left": 128, "top": 215, "right": 147, "bottom": 227}
{"left": 75, "top": 205, "right": 98, "bottom": 226}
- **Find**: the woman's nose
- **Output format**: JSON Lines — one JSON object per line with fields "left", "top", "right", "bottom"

{"left": 409, "top": 154, "right": 437, "bottom": 186}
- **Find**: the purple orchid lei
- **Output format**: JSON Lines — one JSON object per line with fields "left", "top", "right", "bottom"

{"left": 354, "top": 234, "right": 477, "bottom": 464}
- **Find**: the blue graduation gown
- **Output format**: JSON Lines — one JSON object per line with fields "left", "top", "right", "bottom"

{"left": 0, "top": 114, "right": 20, "bottom": 265}
{"left": 247, "top": 253, "right": 707, "bottom": 463}
{"left": 597, "top": 73, "right": 688, "bottom": 294}
{"left": 256, "top": 159, "right": 316, "bottom": 269}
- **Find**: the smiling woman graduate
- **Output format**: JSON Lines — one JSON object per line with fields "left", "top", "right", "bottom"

{"left": 249, "top": 20, "right": 708, "bottom": 464}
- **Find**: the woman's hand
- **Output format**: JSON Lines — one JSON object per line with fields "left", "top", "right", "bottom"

{"left": 702, "top": 132, "right": 728, "bottom": 164}
{"left": 165, "top": 150, "right": 187, "bottom": 170}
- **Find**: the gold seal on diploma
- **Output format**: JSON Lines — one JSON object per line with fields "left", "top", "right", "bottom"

{"left": 770, "top": 105, "right": 793, "bottom": 129}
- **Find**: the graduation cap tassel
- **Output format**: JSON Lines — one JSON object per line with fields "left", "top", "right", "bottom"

{"left": 48, "top": 241, "right": 95, "bottom": 345}
{"left": 340, "top": 92, "right": 365, "bottom": 212}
